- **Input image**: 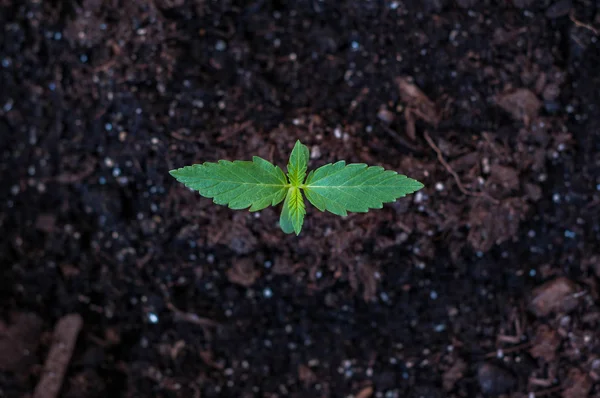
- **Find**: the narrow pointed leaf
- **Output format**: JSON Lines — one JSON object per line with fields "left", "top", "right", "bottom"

{"left": 279, "top": 187, "right": 306, "bottom": 235}
{"left": 170, "top": 156, "right": 288, "bottom": 211}
{"left": 287, "top": 140, "right": 309, "bottom": 186}
{"left": 303, "top": 161, "right": 424, "bottom": 216}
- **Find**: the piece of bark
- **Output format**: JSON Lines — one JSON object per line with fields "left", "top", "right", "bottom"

{"left": 395, "top": 77, "right": 440, "bottom": 125}
{"left": 33, "top": 314, "right": 83, "bottom": 398}
{"left": 495, "top": 88, "right": 541, "bottom": 125}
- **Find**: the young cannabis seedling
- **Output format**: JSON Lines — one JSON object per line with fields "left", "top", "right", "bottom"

{"left": 170, "top": 140, "right": 424, "bottom": 235}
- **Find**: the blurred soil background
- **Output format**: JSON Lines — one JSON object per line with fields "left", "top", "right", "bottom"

{"left": 1, "top": 0, "right": 600, "bottom": 397}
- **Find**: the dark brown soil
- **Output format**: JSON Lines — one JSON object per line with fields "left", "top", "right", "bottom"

{"left": 1, "top": 1, "right": 600, "bottom": 397}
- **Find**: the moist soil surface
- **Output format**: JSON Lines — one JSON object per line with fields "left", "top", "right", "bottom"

{"left": 1, "top": 1, "right": 600, "bottom": 397}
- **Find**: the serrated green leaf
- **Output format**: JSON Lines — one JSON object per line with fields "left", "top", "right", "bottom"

{"left": 169, "top": 156, "right": 288, "bottom": 211}
{"left": 303, "top": 161, "right": 424, "bottom": 216}
{"left": 279, "top": 187, "right": 306, "bottom": 235}
{"left": 287, "top": 140, "right": 309, "bottom": 186}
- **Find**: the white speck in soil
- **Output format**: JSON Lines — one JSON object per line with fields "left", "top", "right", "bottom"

{"left": 552, "top": 193, "right": 561, "bottom": 203}
{"left": 147, "top": 313, "right": 159, "bottom": 324}
{"left": 112, "top": 167, "right": 121, "bottom": 177}
{"left": 434, "top": 323, "right": 446, "bottom": 332}
{"left": 105, "top": 123, "right": 113, "bottom": 131}
{"left": 430, "top": 291, "right": 438, "bottom": 300}
{"left": 53, "top": 32, "right": 62, "bottom": 40}
{"left": 104, "top": 157, "right": 114, "bottom": 167}
{"left": 3, "top": 99, "right": 14, "bottom": 112}
{"left": 414, "top": 191, "right": 424, "bottom": 203}
{"left": 79, "top": 54, "right": 88, "bottom": 63}
{"left": 351, "top": 41, "right": 360, "bottom": 50}
{"left": 334, "top": 126, "right": 343, "bottom": 138}
{"left": 564, "top": 230, "right": 576, "bottom": 239}
{"left": 28, "top": 165, "right": 35, "bottom": 176}
{"left": 1, "top": 57, "right": 11, "bottom": 67}
{"left": 315, "top": 270, "right": 322, "bottom": 279}
{"left": 48, "top": 82, "right": 56, "bottom": 91}
{"left": 215, "top": 40, "right": 227, "bottom": 51}
{"left": 10, "top": 185, "right": 19, "bottom": 195}
{"left": 310, "top": 145, "right": 321, "bottom": 159}
{"left": 435, "top": 182, "right": 444, "bottom": 191}
{"left": 380, "top": 292, "right": 390, "bottom": 302}
{"left": 263, "top": 287, "right": 273, "bottom": 298}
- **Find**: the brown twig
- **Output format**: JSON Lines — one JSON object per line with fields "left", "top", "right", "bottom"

{"left": 170, "top": 128, "right": 203, "bottom": 143}
{"left": 423, "top": 131, "right": 499, "bottom": 203}
{"left": 570, "top": 10, "right": 599, "bottom": 35}
{"left": 33, "top": 314, "right": 83, "bottom": 398}
{"left": 381, "top": 125, "right": 419, "bottom": 151}
{"left": 216, "top": 120, "right": 253, "bottom": 142}
{"left": 485, "top": 341, "right": 531, "bottom": 358}
{"left": 166, "top": 302, "right": 219, "bottom": 328}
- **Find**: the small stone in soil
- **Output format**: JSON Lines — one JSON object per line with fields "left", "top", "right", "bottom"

{"left": 477, "top": 362, "right": 516, "bottom": 396}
